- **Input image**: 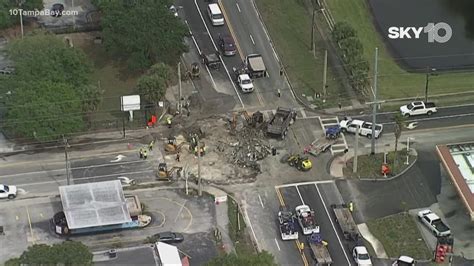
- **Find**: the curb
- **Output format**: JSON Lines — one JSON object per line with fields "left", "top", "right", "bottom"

{"left": 327, "top": 150, "right": 418, "bottom": 182}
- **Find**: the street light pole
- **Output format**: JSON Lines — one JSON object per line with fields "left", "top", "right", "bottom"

{"left": 197, "top": 136, "right": 202, "bottom": 196}
{"left": 310, "top": 8, "right": 315, "bottom": 53}
{"left": 371, "top": 47, "right": 379, "bottom": 155}
{"left": 63, "top": 136, "right": 70, "bottom": 185}
{"left": 425, "top": 66, "right": 429, "bottom": 102}
{"left": 178, "top": 62, "right": 182, "bottom": 114}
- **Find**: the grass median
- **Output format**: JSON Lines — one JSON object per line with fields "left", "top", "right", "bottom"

{"left": 255, "top": 0, "right": 349, "bottom": 107}
{"left": 228, "top": 197, "right": 255, "bottom": 255}
{"left": 325, "top": 0, "right": 474, "bottom": 100}
{"left": 343, "top": 149, "right": 414, "bottom": 179}
{"left": 367, "top": 212, "right": 432, "bottom": 259}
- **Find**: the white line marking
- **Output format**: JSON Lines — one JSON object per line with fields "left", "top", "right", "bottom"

{"left": 243, "top": 204, "right": 261, "bottom": 252}
{"left": 300, "top": 109, "right": 307, "bottom": 118}
{"left": 193, "top": 0, "right": 245, "bottom": 108}
{"left": 0, "top": 160, "right": 145, "bottom": 179}
{"left": 249, "top": 34, "right": 255, "bottom": 45}
{"left": 382, "top": 112, "right": 474, "bottom": 126}
{"left": 236, "top": 2, "right": 241, "bottom": 12}
{"left": 275, "top": 180, "right": 333, "bottom": 189}
{"left": 174, "top": 200, "right": 187, "bottom": 222}
{"left": 314, "top": 183, "right": 351, "bottom": 265}
{"left": 258, "top": 194, "right": 264, "bottom": 208}
{"left": 274, "top": 238, "right": 281, "bottom": 251}
{"left": 295, "top": 186, "right": 305, "bottom": 205}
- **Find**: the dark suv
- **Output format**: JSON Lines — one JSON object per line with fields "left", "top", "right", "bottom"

{"left": 218, "top": 34, "right": 237, "bottom": 56}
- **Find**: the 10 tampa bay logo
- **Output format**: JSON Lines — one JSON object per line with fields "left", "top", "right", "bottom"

{"left": 388, "top": 22, "right": 452, "bottom": 43}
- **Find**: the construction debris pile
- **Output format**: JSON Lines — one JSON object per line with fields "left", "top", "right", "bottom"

{"left": 217, "top": 125, "right": 271, "bottom": 172}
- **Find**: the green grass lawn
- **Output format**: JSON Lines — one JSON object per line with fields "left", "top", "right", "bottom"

{"left": 367, "top": 213, "right": 432, "bottom": 259}
{"left": 343, "top": 150, "right": 413, "bottom": 179}
{"left": 255, "top": 0, "right": 350, "bottom": 107}
{"left": 325, "top": 0, "right": 474, "bottom": 100}
{"left": 228, "top": 197, "right": 256, "bottom": 255}
{"left": 80, "top": 43, "right": 139, "bottom": 121}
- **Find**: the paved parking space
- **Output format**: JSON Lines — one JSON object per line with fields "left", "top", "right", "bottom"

{"left": 0, "top": 188, "right": 217, "bottom": 264}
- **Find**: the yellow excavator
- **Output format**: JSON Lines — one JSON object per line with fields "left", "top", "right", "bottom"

{"left": 164, "top": 137, "right": 186, "bottom": 154}
{"left": 283, "top": 154, "right": 312, "bottom": 171}
{"left": 156, "top": 163, "right": 183, "bottom": 181}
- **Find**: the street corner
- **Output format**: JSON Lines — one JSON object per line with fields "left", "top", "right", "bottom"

{"left": 134, "top": 188, "right": 216, "bottom": 235}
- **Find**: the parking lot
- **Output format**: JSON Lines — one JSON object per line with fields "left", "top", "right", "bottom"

{"left": 0, "top": 187, "right": 218, "bottom": 265}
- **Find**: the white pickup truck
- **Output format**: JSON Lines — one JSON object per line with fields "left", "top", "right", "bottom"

{"left": 339, "top": 118, "right": 383, "bottom": 139}
{"left": 417, "top": 209, "right": 451, "bottom": 237}
{"left": 400, "top": 101, "right": 437, "bottom": 117}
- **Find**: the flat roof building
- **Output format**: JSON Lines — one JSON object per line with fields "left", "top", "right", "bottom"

{"left": 436, "top": 143, "right": 474, "bottom": 221}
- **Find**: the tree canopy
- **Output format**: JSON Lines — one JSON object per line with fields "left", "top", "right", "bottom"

{"left": 4, "top": 80, "right": 84, "bottom": 141}
{"left": 7, "top": 32, "right": 92, "bottom": 88}
{"left": 137, "top": 63, "right": 172, "bottom": 107}
{"left": 99, "top": 0, "right": 188, "bottom": 70}
{"left": 5, "top": 241, "right": 93, "bottom": 266}
{"left": 0, "top": 0, "right": 44, "bottom": 29}
{"left": 2, "top": 32, "right": 101, "bottom": 141}
{"left": 206, "top": 251, "right": 277, "bottom": 266}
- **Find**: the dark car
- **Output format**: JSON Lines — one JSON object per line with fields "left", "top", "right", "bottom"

{"left": 51, "top": 3, "right": 64, "bottom": 17}
{"left": 218, "top": 34, "right": 237, "bottom": 56}
{"left": 152, "top": 231, "right": 184, "bottom": 244}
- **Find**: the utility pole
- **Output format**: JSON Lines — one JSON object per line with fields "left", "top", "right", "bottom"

{"left": 323, "top": 49, "right": 328, "bottom": 98}
{"left": 197, "top": 136, "right": 202, "bottom": 196}
{"left": 310, "top": 8, "right": 315, "bottom": 54}
{"left": 353, "top": 125, "right": 359, "bottom": 174}
{"left": 19, "top": 1, "right": 24, "bottom": 39}
{"left": 424, "top": 67, "right": 437, "bottom": 102}
{"left": 178, "top": 62, "right": 182, "bottom": 114}
{"left": 63, "top": 136, "right": 70, "bottom": 185}
{"left": 366, "top": 48, "right": 385, "bottom": 154}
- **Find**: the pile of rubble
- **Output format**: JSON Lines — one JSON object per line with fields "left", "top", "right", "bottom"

{"left": 216, "top": 126, "right": 271, "bottom": 172}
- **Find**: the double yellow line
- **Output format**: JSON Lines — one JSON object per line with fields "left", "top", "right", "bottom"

{"left": 275, "top": 187, "right": 309, "bottom": 266}
{"left": 217, "top": 0, "right": 265, "bottom": 106}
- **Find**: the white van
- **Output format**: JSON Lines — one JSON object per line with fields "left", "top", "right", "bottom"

{"left": 207, "top": 3, "right": 224, "bottom": 26}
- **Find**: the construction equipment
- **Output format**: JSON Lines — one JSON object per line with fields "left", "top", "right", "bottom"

{"left": 156, "top": 163, "right": 183, "bottom": 181}
{"left": 190, "top": 62, "right": 200, "bottom": 79}
{"left": 331, "top": 204, "right": 360, "bottom": 241}
{"left": 282, "top": 153, "right": 312, "bottom": 171}
{"left": 266, "top": 107, "right": 297, "bottom": 140}
{"left": 164, "top": 137, "right": 187, "bottom": 154}
{"left": 305, "top": 137, "right": 335, "bottom": 157}
{"left": 307, "top": 233, "right": 332, "bottom": 265}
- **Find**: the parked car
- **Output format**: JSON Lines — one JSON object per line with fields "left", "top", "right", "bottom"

{"left": 353, "top": 246, "right": 372, "bottom": 265}
{"left": 218, "top": 34, "right": 237, "bottom": 56}
{"left": 152, "top": 231, "right": 184, "bottom": 244}
{"left": 417, "top": 209, "right": 451, "bottom": 237}
{"left": 51, "top": 3, "right": 64, "bottom": 17}
{"left": 339, "top": 117, "right": 383, "bottom": 139}
{"left": 392, "top": 256, "right": 415, "bottom": 265}
{"left": 400, "top": 101, "right": 437, "bottom": 117}
{"left": 0, "top": 184, "right": 17, "bottom": 199}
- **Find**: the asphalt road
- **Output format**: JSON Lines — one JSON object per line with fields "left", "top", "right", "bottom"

{"left": 350, "top": 104, "right": 474, "bottom": 133}
{"left": 278, "top": 182, "right": 354, "bottom": 266}
{"left": 181, "top": 0, "right": 299, "bottom": 111}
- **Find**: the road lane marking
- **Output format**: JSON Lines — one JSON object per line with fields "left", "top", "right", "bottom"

{"left": 258, "top": 194, "right": 264, "bottom": 208}
{"left": 382, "top": 112, "right": 474, "bottom": 126}
{"left": 275, "top": 180, "right": 333, "bottom": 189}
{"left": 13, "top": 169, "right": 155, "bottom": 187}
{"left": 249, "top": 34, "right": 255, "bottom": 45}
{"left": 26, "top": 206, "right": 35, "bottom": 244}
{"left": 295, "top": 239, "right": 309, "bottom": 266}
{"left": 274, "top": 238, "right": 281, "bottom": 251}
{"left": 275, "top": 187, "right": 285, "bottom": 206}
{"left": 218, "top": 0, "right": 244, "bottom": 61}
{"left": 295, "top": 186, "right": 305, "bottom": 205}
{"left": 236, "top": 2, "right": 241, "bottom": 12}
{"left": 218, "top": 0, "right": 265, "bottom": 107}
{"left": 174, "top": 200, "right": 188, "bottom": 222}
{"left": 314, "top": 184, "right": 351, "bottom": 265}
{"left": 0, "top": 160, "right": 147, "bottom": 179}
{"left": 193, "top": 0, "right": 245, "bottom": 108}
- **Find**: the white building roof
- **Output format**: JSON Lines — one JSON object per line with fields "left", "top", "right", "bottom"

{"left": 59, "top": 180, "right": 131, "bottom": 229}
{"left": 156, "top": 242, "right": 182, "bottom": 266}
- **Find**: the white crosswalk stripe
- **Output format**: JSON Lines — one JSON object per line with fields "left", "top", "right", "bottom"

{"left": 318, "top": 116, "right": 349, "bottom": 155}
